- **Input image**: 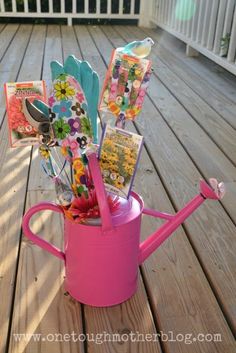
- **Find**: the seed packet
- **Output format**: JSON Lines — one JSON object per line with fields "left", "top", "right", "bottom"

{"left": 99, "top": 49, "right": 152, "bottom": 123}
{"left": 98, "top": 124, "right": 143, "bottom": 198}
{"left": 5, "top": 80, "right": 47, "bottom": 147}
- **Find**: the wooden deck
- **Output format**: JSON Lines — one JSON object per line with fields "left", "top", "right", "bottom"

{"left": 0, "top": 24, "right": 236, "bottom": 353}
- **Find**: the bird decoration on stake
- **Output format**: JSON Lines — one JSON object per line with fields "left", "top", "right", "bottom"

{"left": 99, "top": 38, "right": 154, "bottom": 129}
{"left": 117, "top": 37, "right": 154, "bottom": 59}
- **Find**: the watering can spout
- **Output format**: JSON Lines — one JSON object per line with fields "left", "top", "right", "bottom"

{"left": 139, "top": 179, "right": 225, "bottom": 264}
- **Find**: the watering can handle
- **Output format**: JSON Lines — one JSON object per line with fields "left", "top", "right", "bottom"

{"left": 22, "top": 202, "right": 65, "bottom": 261}
{"left": 87, "top": 153, "right": 114, "bottom": 232}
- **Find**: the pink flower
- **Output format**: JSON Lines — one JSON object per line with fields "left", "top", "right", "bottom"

{"left": 48, "top": 96, "right": 55, "bottom": 107}
{"left": 76, "top": 92, "right": 85, "bottom": 103}
{"left": 68, "top": 76, "right": 78, "bottom": 87}
{"left": 61, "top": 137, "right": 79, "bottom": 158}
{"left": 63, "top": 189, "right": 120, "bottom": 223}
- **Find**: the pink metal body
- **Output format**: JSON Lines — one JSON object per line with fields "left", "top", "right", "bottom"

{"left": 22, "top": 153, "right": 221, "bottom": 306}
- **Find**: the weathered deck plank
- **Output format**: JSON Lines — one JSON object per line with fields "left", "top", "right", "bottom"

{"left": 124, "top": 25, "right": 236, "bottom": 166}
{"left": 144, "top": 28, "right": 236, "bottom": 105}
{"left": 0, "top": 24, "right": 19, "bottom": 62}
{"left": 0, "top": 25, "right": 32, "bottom": 124}
{"left": 87, "top": 25, "right": 236, "bottom": 351}
{"left": 0, "top": 24, "right": 34, "bottom": 353}
{"left": 141, "top": 27, "right": 236, "bottom": 129}
{"left": 8, "top": 26, "right": 85, "bottom": 353}
{"left": 0, "top": 23, "right": 6, "bottom": 32}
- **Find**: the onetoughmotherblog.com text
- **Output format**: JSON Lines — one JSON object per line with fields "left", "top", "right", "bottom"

{"left": 13, "top": 331, "right": 222, "bottom": 345}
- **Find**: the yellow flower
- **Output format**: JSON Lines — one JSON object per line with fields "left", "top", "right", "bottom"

{"left": 123, "top": 164, "right": 134, "bottom": 175}
{"left": 73, "top": 158, "right": 85, "bottom": 184}
{"left": 39, "top": 146, "right": 50, "bottom": 159}
{"left": 54, "top": 81, "right": 75, "bottom": 100}
{"left": 101, "top": 151, "right": 110, "bottom": 161}
{"left": 61, "top": 146, "right": 68, "bottom": 158}
{"left": 125, "top": 156, "right": 136, "bottom": 165}
{"left": 114, "top": 180, "right": 123, "bottom": 189}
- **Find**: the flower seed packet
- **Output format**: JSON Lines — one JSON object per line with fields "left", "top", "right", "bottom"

{"left": 99, "top": 125, "right": 143, "bottom": 198}
{"left": 5, "top": 80, "right": 47, "bottom": 147}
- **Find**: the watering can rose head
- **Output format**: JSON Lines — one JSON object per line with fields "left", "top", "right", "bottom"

{"left": 200, "top": 178, "right": 226, "bottom": 200}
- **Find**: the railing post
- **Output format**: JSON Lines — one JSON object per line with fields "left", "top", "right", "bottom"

{"left": 138, "top": 0, "right": 156, "bottom": 28}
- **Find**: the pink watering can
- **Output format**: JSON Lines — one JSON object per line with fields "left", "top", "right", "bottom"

{"left": 22, "top": 153, "right": 225, "bottom": 307}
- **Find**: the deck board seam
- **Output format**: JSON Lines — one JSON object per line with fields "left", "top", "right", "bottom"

{"left": 0, "top": 24, "right": 19, "bottom": 61}
{"left": 98, "top": 25, "right": 236, "bottom": 337}
{"left": 0, "top": 23, "right": 7, "bottom": 33}
{"left": 39, "top": 24, "right": 48, "bottom": 85}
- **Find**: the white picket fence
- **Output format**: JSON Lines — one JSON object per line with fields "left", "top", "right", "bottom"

{"left": 150, "top": 0, "right": 236, "bottom": 75}
{"left": 0, "top": 0, "right": 142, "bottom": 26}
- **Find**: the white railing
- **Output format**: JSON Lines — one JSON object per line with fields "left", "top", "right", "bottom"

{"left": 151, "top": 0, "right": 236, "bottom": 76}
{"left": 0, "top": 0, "right": 142, "bottom": 26}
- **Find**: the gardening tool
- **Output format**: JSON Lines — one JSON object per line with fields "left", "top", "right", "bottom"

{"left": 22, "top": 153, "right": 225, "bottom": 307}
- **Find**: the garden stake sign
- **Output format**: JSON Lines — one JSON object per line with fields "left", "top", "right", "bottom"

{"left": 99, "top": 47, "right": 153, "bottom": 129}
{"left": 4, "top": 46, "right": 226, "bottom": 307}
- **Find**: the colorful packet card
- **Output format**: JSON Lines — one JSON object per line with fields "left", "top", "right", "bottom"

{"left": 5, "top": 80, "right": 47, "bottom": 147}
{"left": 99, "top": 49, "right": 152, "bottom": 122}
{"left": 98, "top": 125, "right": 143, "bottom": 198}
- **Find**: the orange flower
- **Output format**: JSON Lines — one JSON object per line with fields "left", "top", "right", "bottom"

{"left": 62, "top": 189, "right": 120, "bottom": 224}
{"left": 73, "top": 158, "right": 85, "bottom": 184}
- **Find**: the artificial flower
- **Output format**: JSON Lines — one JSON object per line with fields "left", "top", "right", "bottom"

{"left": 39, "top": 145, "right": 50, "bottom": 159}
{"left": 80, "top": 117, "right": 93, "bottom": 138}
{"left": 48, "top": 95, "right": 55, "bottom": 107}
{"left": 53, "top": 118, "right": 70, "bottom": 140}
{"left": 61, "top": 137, "right": 80, "bottom": 159}
{"left": 76, "top": 92, "right": 85, "bottom": 103}
{"left": 54, "top": 81, "right": 75, "bottom": 100}
{"left": 53, "top": 100, "right": 72, "bottom": 119}
{"left": 73, "top": 158, "right": 85, "bottom": 184}
{"left": 68, "top": 118, "right": 81, "bottom": 136}
{"left": 71, "top": 102, "right": 85, "bottom": 116}
{"left": 63, "top": 189, "right": 120, "bottom": 223}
